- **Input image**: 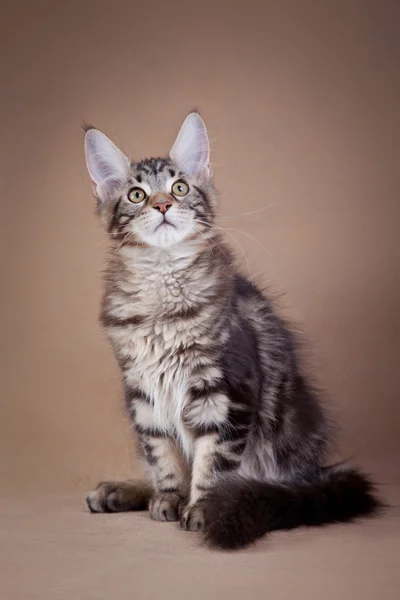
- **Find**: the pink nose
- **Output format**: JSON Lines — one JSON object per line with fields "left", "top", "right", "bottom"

{"left": 153, "top": 201, "right": 172, "bottom": 215}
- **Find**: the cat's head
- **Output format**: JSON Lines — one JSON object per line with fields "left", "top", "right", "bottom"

{"left": 84, "top": 111, "right": 216, "bottom": 249}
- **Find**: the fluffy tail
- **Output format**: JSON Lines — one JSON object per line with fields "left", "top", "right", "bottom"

{"left": 203, "top": 465, "right": 382, "bottom": 550}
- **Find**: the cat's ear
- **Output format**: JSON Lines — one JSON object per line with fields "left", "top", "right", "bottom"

{"left": 84, "top": 128, "right": 130, "bottom": 201}
{"left": 169, "top": 112, "right": 210, "bottom": 178}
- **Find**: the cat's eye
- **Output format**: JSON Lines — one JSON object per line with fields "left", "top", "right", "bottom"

{"left": 128, "top": 187, "right": 147, "bottom": 203}
{"left": 171, "top": 180, "right": 189, "bottom": 197}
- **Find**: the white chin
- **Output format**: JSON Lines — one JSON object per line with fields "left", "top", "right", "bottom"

{"left": 142, "top": 223, "right": 189, "bottom": 248}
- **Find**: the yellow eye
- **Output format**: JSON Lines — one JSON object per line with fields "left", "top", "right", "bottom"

{"left": 171, "top": 180, "right": 189, "bottom": 197}
{"left": 128, "top": 187, "right": 146, "bottom": 203}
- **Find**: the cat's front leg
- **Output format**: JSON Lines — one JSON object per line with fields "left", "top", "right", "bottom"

{"left": 132, "top": 395, "right": 189, "bottom": 521}
{"left": 181, "top": 389, "right": 253, "bottom": 532}
{"left": 180, "top": 433, "right": 220, "bottom": 531}
{"left": 138, "top": 432, "right": 189, "bottom": 521}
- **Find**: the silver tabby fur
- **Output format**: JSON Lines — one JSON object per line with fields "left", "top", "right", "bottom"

{"left": 85, "top": 112, "right": 380, "bottom": 548}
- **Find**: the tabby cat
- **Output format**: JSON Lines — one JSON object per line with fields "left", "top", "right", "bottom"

{"left": 84, "top": 111, "right": 380, "bottom": 549}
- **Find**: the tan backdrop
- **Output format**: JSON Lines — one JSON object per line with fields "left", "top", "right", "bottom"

{"left": 1, "top": 0, "right": 399, "bottom": 496}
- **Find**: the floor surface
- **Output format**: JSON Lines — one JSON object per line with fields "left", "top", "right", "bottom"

{"left": 2, "top": 486, "right": 399, "bottom": 600}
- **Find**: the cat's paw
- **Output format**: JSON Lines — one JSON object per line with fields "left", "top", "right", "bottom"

{"left": 149, "top": 492, "right": 184, "bottom": 522}
{"left": 86, "top": 480, "right": 152, "bottom": 513}
{"left": 180, "top": 503, "right": 205, "bottom": 532}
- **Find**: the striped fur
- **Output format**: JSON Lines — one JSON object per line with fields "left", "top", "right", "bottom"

{"left": 84, "top": 112, "right": 381, "bottom": 549}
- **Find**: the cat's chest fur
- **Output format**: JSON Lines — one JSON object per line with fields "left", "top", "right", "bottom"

{"left": 107, "top": 246, "right": 212, "bottom": 452}
{"left": 125, "top": 320, "right": 195, "bottom": 457}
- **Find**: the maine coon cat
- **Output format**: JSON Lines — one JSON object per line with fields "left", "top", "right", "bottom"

{"left": 84, "top": 111, "right": 380, "bottom": 549}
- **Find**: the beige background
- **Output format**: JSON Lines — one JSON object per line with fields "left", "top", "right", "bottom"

{"left": 1, "top": 1, "right": 399, "bottom": 598}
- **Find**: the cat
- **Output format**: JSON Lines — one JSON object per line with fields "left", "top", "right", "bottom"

{"left": 84, "top": 111, "right": 380, "bottom": 549}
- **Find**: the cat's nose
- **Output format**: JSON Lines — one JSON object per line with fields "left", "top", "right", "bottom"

{"left": 153, "top": 201, "right": 172, "bottom": 214}
{"left": 151, "top": 192, "right": 175, "bottom": 214}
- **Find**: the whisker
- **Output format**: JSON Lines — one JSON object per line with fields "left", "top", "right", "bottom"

{"left": 213, "top": 199, "right": 281, "bottom": 220}
{"left": 196, "top": 217, "right": 276, "bottom": 262}
{"left": 191, "top": 225, "right": 230, "bottom": 259}
{"left": 223, "top": 227, "right": 275, "bottom": 259}
{"left": 205, "top": 233, "right": 230, "bottom": 259}
{"left": 194, "top": 219, "right": 253, "bottom": 283}
{"left": 104, "top": 232, "right": 132, "bottom": 266}
{"left": 191, "top": 225, "right": 215, "bottom": 256}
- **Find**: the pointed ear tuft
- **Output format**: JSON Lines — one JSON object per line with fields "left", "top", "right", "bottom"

{"left": 81, "top": 121, "right": 96, "bottom": 133}
{"left": 84, "top": 129, "right": 130, "bottom": 201}
{"left": 169, "top": 112, "right": 210, "bottom": 178}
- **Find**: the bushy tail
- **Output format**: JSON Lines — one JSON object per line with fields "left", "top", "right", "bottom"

{"left": 203, "top": 465, "right": 382, "bottom": 549}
